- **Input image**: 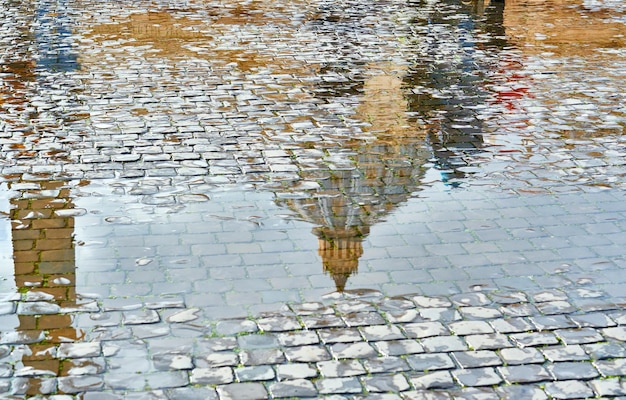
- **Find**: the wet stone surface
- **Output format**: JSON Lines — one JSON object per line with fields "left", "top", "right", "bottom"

{"left": 0, "top": 289, "right": 625, "bottom": 397}
{"left": 2, "top": 0, "right": 626, "bottom": 397}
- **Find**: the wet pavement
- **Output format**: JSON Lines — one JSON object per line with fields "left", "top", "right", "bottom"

{"left": 1, "top": 0, "right": 626, "bottom": 397}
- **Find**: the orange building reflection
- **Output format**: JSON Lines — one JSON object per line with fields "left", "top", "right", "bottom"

{"left": 8, "top": 179, "right": 83, "bottom": 396}
{"left": 503, "top": 0, "right": 626, "bottom": 55}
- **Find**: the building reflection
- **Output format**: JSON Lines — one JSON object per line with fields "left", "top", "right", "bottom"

{"left": 7, "top": 179, "right": 83, "bottom": 396}
{"left": 35, "top": 0, "right": 80, "bottom": 73}
{"left": 277, "top": 138, "right": 429, "bottom": 291}
{"left": 274, "top": 0, "right": 508, "bottom": 292}
{"left": 276, "top": 55, "right": 431, "bottom": 291}
{"left": 403, "top": 0, "right": 507, "bottom": 185}
{"left": 502, "top": 0, "right": 626, "bottom": 56}
{"left": 1, "top": 0, "right": 83, "bottom": 394}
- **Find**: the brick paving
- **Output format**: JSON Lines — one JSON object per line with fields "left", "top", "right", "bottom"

{"left": 2, "top": 0, "right": 626, "bottom": 397}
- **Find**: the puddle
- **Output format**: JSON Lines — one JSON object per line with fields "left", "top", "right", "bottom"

{"left": 1, "top": 0, "right": 626, "bottom": 394}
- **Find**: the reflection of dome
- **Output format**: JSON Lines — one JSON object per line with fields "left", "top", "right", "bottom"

{"left": 314, "top": 226, "right": 369, "bottom": 292}
{"left": 277, "top": 138, "right": 429, "bottom": 292}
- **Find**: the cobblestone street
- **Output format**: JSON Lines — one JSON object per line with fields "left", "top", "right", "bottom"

{"left": 2, "top": 0, "right": 626, "bottom": 397}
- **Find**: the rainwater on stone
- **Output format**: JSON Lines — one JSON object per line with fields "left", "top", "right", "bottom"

{"left": 1, "top": 0, "right": 626, "bottom": 393}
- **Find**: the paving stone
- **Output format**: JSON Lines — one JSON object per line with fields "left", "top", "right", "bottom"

{"left": 152, "top": 353, "right": 194, "bottom": 370}
{"left": 217, "top": 382, "right": 268, "bottom": 400}
{"left": 608, "top": 311, "right": 626, "bottom": 325}
{"left": 494, "top": 385, "right": 548, "bottom": 400}
{"left": 421, "top": 336, "right": 468, "bottom": 352}
{"left": 343, "top": 312, "right": 386, "bottom": 327}
{"left": 594, "top": 358, "right": 626, "bottom": 377}
{"left": 406, "top": 353, "right": 455, "bottom": 372}
{"left": 379, "top": 298, "right": 416, "bottom": 312}
{"left": 164, "top": 387, "right": 218, "bottom": 400}
{"left": 354, "top": 394, "right": 403, "bottom": 400}
{"left": 162, "top": 308, "right": 198, "bottom": 324}
{"left": 409, "top": 371, "right": 455, "bottom": 390}
{"left": 499, "top": 347, "right": 545, "bottom": 365}
{"left": 189, "top": 367, "right": 233, "bottom": 385}
{"left": 57, "top": 343, "right": 101, "bottom": 358}
{"left": 541, "top": 344, "right": 590, "bottom": 362}
{"left": 235, "top": 365, "right": 275, "bottom": 382}
{"left": 57, "top": 376, "right": 104, "bottom": 393}
{"left": 452, "top": 367, "right": 502, "bottom": 387}
{"left": 277, "top": 331, "right": 319, "bottom": 347}
{"left": 336, "top": 300, "right": 377, "bottom": 314}
{"left": 452, "top": 351, "right": 501, "bottom": 369}
{"left": 570, "top": 312, "right": 617, "bottom": 328}
{"left": 0, "top": 363, "right": 11, "bottom": 378}
{"left": 530, "top": 315, "right": 577, "bottom": 330}
{"left": 197, "top": 337, "right": 237, "bottom": 352}
{"left": 536, "top": 301, "right": 577, "bottom": 315}
{"left": 448, "top": 321, "right": 494, "bottom": 336}
{"left": 489, "top": 317, "right": 534, "bottom": 333}
{"left": 402, "top": 389, "right": 454, "bottom": 399}
{"left": 284, "top": 345, "right": 331, "bottom": 363}
{"left": 554, "top": 327, "right": 604, "bottom": 345}
{"left": 145, "top": 371, "right": 189, "bottom": 389}
{"left": 531, "top": 290, "right": 569, "bottom": 303}
{"left": 240, "top": 348, "right": 285, "bottom": 366}
{"left": 498, "top": 364, "right": 552, "bottom": 384}
{"left": 315, "top": 377, "right": 363, "bottom": 395}
{"left": 269, "top": 379, "right": 317, "bottom": 398}
{"left": 363, "top": 357, "right": 410, "bottom": 374}
{"left": 412, "top": 296, "right": 452, "bottom": 308}
{"left": 464, "top": 333, "right": 512, "bottom": 350}
{"left": 601, "top": 326, "right": 626, "bottom": 341}
{"left": 275, "top": 363, "right": 318, "bottom": 381}
{"left": 290, "top": 302, "right": 334, "bottom": 316}
{"left": 360, "top": 325, "right": 405, "bottom": 341}
{"left": 589, "top": 378, "right": 626, "bottom": 397}
{"left": 63, "top": 357, "right": 107, "bottom": 375}
{"left": 104, "top": 373, "right": 146, "bottom": 391}
{"left": 237, "top": 334, "right": 279, "bottom": 349}
{"left": 419, "top": 308, "right": 461, "bottom": 322}
{"left": 402, "top": 322, "right": 449, "bottom": 338}
{"left": 198, "top": 351, "right": 239, "bottom": 368}
{"left": 544, "top": 380, "right": 594, "bottom": 400}
{"left": 500, "top": 302, "right": 540, "bottom": 317}
{"left": 133, "top": 325, "right": 170, "bottom": 339}
{"left": 450, "top": 293, "right": 491, "bottom": 307}
{"left": 302, "top": 315, "right": 346, "bottom": 329}
{"left": 583, "top": 342, "right": 626, "bottom": 360}
{"left": 215, "top": 319, "right": 259, "bottom": 336}
{"left": 385, "top": 309, "right": 421, "bottom": 323}
{"left": 547, "top": 361, "right": 599, "bottom": 380}
{"left": 318, "top": 328, "right": 363, "bottom": 344}
{"left": 490, "top": 292, "right": 528, "bottom": 304}
{"left": 374, "top": 339, "right": 424, "bottom": 356}
{"left": 459, "top": 306, "right": 502, "bottom": 320}
{"left": 256, "top": 316, "right": 301, "bottom": 332}
{"left": 449, "top": 386, "right": 497, "bottom": 399}
{"left": 121, "top": 309, "right": 160, "bottom": 325}
{"left": 318, "top": 360, "right": 366, "bottom": 378}
{"left": 362, "top": 373, "right": 410, "bottom": 393}
{"left": 510, "top": 331, "right": 559, "bottom": 347}
{"left": 331, "top": 342, "right": 378, "bottom": 359}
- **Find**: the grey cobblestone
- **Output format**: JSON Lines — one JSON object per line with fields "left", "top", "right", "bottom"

{"left": 0, "top": 0, "right": 626, "bottom": 388}
{"left": 2, "top": 288, "right": 626, "bottom": 397}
